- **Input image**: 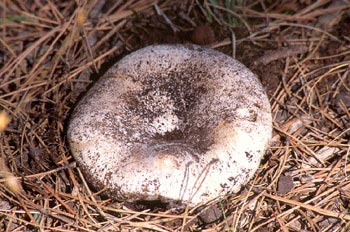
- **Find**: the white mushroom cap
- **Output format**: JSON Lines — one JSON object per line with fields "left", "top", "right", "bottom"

{"left": 67, "top": 44, "right": 272, "bottom": 206}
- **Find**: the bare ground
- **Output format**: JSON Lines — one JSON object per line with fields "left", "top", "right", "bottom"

{"left": 1, "top": 0, "right": 350, "bottom": 231}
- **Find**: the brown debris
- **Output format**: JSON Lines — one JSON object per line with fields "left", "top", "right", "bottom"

{"left": 0, "top": 111, "right": 11, "bottom": 132}
{"left": 191, "top": 24, "right": 216, "bottom": 45}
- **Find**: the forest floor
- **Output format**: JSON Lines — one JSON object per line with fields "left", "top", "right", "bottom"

{"left": 1, "top": 0, "right": 350, "bottom": 231}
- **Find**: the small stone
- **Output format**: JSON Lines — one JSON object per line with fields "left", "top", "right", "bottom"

{"left": 277, "top": 175, "right": 294, "bottom": 194}
{"left": 333, "top": 91, "right": 350, "bottom": 113}
{"left": 197, "top": 205, "right": 222, "bottom": 224}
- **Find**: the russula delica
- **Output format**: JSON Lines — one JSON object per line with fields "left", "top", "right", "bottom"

{"left": 67, "top": 44, "right": 272, "bottom": 206}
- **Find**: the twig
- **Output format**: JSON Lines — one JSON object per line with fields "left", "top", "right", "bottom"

{"left": 255, "top": 46, "right": 309, "bottom": 65}
{"left": 154, "top": 4, "right": 179, "bottom": 33}
{"left": 264, "top": 192, "right": 350, "bottom": 220}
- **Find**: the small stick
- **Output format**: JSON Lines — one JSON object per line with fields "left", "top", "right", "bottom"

{"left": 231, "top": 31, "right": 236, "bottom": 59}
{"left": 254, "top": 45, "right": 309, "bottom": 65}
{"left": 154, "top": 4, "right": 179, "bottom": 33}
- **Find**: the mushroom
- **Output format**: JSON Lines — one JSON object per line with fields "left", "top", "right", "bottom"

{"left": 67, "top": 44, "right": 272, "bottom": 206}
